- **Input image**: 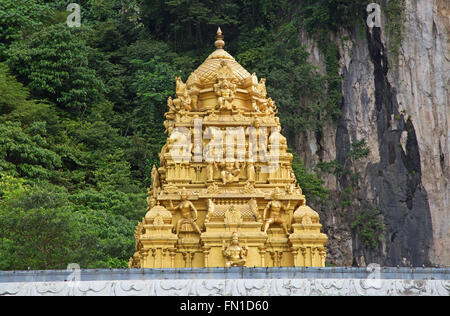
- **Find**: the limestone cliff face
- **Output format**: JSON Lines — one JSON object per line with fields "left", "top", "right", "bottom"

{"left": 296, "top": 0, "right": 449, "bottom": 267}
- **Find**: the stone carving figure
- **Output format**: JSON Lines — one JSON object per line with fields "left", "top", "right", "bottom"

{"left": 246, "top": 161, "right": 256, "bottom": 183}
{"left": 222, "top": 232, "right": 248, "bottom": 267}
{"left": 168, "top": 128, "right": 192, "bottom": 158}
{"left": 214, "top": 78, "right": 236, "bottom": 111}
{"left": 285, "top": 183, "right": 295, "bottom": 195}
{"left": 146, "top": 189, "right": 156, "bottom": 211}
{"left": 206, "top": 162, "right": 215, "bottom": 182}
{"left": 289, "top": 168, "right": 296, "bottom": 181}
{"left": 186, "top": 73, "right": 200, "bottom": 110}
{"left": 164, "top": 97, "right": 177, "bottom": 134}
{"left": 170, "top": 188, "right": 202, "bottom": 235}
{"left": 247, "top": 120, "right": 262, "bottom": 161}
{"left": 269, "top": 126, "right": 287, "bottom": 147}
{"left": 163, "top": 119, "right": 173, "bottom": 134}
{"left": 175, "top": 76, "right": 186, "bottom": 93}
{"left": 224, "top": 205, "right": 242, "bottom": 224}
{"left": 159, "top": 143, "right": 168, "bottom": 165}
{"left": 257, "top": 78, "right": 267, "bottom": 99}
{"left": 266, "top": 98, "right": 278, "bottom": 116}
{"left": 151, "top": 165, "right": 160, "bottom": 195}
{"left": 218, "top": 161, "right": 241, "bottom": 184}
{"left": 167, "top": 96, "right": 177, "bottom": 114}
{"left": 181, "top": 90, "right": 192, "bottom": 112}
{"left": 263, "top": 189, "right": 291, "bottom": 235}
{"left": 295, "top": 184, "right": 303, "bottom": 196}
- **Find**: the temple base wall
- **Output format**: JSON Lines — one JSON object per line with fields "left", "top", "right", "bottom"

{"left": 1, "top": 268, "right": 448, "bottom": 296}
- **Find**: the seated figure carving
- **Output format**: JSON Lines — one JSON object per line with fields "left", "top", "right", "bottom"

{"left": 222, "top": 232, "right": 248, "bottom": 267}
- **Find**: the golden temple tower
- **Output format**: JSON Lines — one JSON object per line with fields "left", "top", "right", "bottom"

{"left": 129, "top": 28, "right": 328, "bottom": 269}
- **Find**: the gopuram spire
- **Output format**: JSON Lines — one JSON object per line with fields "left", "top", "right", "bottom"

{"left": 129, "top": 30, "right": 328, "bottom": 269}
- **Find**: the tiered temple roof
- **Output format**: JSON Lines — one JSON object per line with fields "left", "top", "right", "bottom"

{"left": 129, "top": 29, "right": 327, "bottom": 269}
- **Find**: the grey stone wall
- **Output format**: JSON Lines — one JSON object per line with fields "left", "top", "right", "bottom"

{"left": 1, "top": 267, "right": 448, "bottom": 296}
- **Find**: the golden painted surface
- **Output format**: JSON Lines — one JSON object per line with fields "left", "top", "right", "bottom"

{"left": 129, "top": 29, "right": 328, "bottom": 268}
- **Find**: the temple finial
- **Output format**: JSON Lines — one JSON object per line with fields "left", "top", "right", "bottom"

{"left": 215, "top": 27, "right": 225, "bottom": 49}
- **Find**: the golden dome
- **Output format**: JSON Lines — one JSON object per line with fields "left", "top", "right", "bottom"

{"left": 187, "top": 28, "right": 251, "bottom": 86}
{"left": 293, "top": 205, "right": 320, "bottom": 224}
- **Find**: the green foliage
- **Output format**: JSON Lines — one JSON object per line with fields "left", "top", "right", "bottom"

{"left": 347, "top": 139, "right": 370, "bottom": 161}
{"left": 291, "top": 151, "right": 328, "bottom": 202}
{"left": 316, "top": 139, "right": 383, "bottom": 248}
{"left": 340, "top": 185, "right": 354, "bottom": 208}
{"left": 350, "top": 208, "right": 384, "bottom": 249}
{"left": 316, "top": 139, "right": 370, "bottom": 208}
{"left": 323, "top": 43, "right": 343, "bottom": 122}
{"left": 385, "top": 0, "right": 406, "bottom": 63}
{"left": 0, "top": 121, "right": 62, "bottom": 179}
{"left": 6, "top": 24, "right": 106, "bottom": 115}
{"left": 0, "top": 177, "right": 137, "bottom": 269}
{"left": 0, "top": 174, "right": 26, "bottom": 201}
{"left": 317, "top": 140, "right": 369, "bottom": 173}
{"left": 300, "top": 0, "right": 406, "bottom": 65}
{"left": 298, "top": 0, "right": 380, "bottom": 129}
{"left": 316, "top": 159, "right": 349, "bottom": 178}
{"left": 0, "top": 0, "right": 54, "bottom": 59}
{"left": 0, "top": 63, "right": 59, "bottom": 127}
{"left": 300, "top": 0, "right": 368, "bottom": 33}
{"left": 238, "top": 26, "right": 328, "bottom": 137}
{"left": 0, "top": 179, "right": 84, "bottom": 270}
{"left": 131, "top": 58, "right": 178, "bottom": 124}
{"left": 0, "top": 63, "right": 30, "bottom": 116}
{"left": 140, "top": 0, "right": 240, "bottom": 50}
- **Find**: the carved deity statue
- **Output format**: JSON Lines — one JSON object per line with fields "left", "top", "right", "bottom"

{"left": 217, "top": 161, "right": 241, "bottom": 184}
{"left": 285, "top": 183, "right": 295, "bottom": 195}
{"left": 250, "top": 78, "right": 268, "bottom": 112}
{"left": 175, "top": 76, "right": 186, "bottom": 93}
{"left": 206, "top": 162, "right": 215, "bottom": 182}
{"left": 259, "top": 97, "right": 278, "bottom": 115}
{"left": 263, "top": 189, "right": 291, "bottom": 235}
{"left": 266, "top": 98, "right": 278, "bottom": 116}
{"left": 170, "top": 188, "right": 202, "bottom": 235}
{"left": 269, "top": 126, "right": 287, "bottom": 147}
{"left": 181, "top": 90, "right": 192, "bottom": 112}
{"left": 247, "top": 120, "right": 262, "bottom": 161}
{"left": 167, "top": 96, "right": 176, "bottom": 114}
{"left": 146, "top": 188, "right": 156, "bottom": 211}
{"left": 164, "top": 97, "right": 177, "bottom": 134}
{"left": 151, "top": 165, "right": 160, "bottom": 196}
{"left": 214, "top": 78, "right": 236, "bottom": 111}
{"left": 168, "top": 128, "right": 192, "bottom": 158}
{"left": 257, "top": 78, "right": 267, "bottom": 99}
{"left": 222, "top": 232, "right": 248, "bottom": 267}
{"left": 186, "top": 73, "right": 200, "bottom": 110}
{"left": 246, "top": 161, "right": 256, "bottom": 183}
{"left": 289, "top": 168, "right": 296, "bottom": 182}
